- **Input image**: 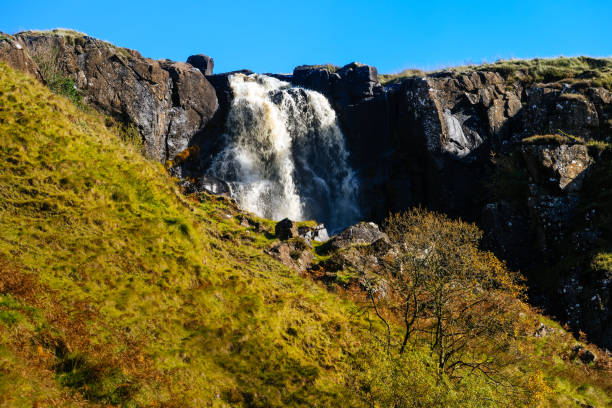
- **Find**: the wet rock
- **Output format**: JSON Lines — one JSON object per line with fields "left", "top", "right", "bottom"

{"left": 275, "top": 218, "right": 298, "bottom": 240}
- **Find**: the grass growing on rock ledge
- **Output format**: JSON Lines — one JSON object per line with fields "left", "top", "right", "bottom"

{"left": 380, "top": 56, "right": 612, "bottom": 89}
{"left": 0, "top": 62, "right": 610, "bottom": 407}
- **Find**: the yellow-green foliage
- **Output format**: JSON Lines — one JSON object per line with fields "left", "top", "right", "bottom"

{"left": 0, "top": 62, "right": 365, "bottom": 407}
{"left": 380, "top": 56, "right": 612, "bottom": 89}
{"left": 474, "top": 56, "right": 612, "bottom": 89}
{"left": 378, "top": 69, "right": 426, "bottom": 85}
{"left": 522, "top": 133, "right": 586, "bottom": 145}
{"left": 0, "top": 62, "right": 609, "bottom": 407}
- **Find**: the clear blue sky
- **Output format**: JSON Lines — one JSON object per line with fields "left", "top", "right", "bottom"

{"left": 2, "top": 0, "right": 611, "bottom": 74}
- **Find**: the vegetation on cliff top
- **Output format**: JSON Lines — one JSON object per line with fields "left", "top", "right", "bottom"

{"left": 380, "top": 56, "right": 612, "bottom": 90}
{"left": 0, "top": 62, "right": 610, "bottom": 407}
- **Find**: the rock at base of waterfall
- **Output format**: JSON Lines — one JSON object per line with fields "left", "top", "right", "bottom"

{"left": 275, "top": 218, "right": 299, "bottom": 240}
{"left": 329, "top": 222, "right": 389, "bottom": 250}
{"left": 187, "top": 54, "right": 214, "bottom": 75}
{"left": 312, "top": 224, "right": 329, "bottom": 242}
{"left": 180, "top": 175, "right": 231, "bottom": 196}
{"left": 296, "top": 224, "right": 329, "bottom": 243}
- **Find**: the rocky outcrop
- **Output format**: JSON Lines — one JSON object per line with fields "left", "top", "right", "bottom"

{"left": 0, "top": 33, "right": 41, "bottom": 80}
{"left": 14, "top": 31, "right": 218, "bottom": 162}
{"left": 187, "top": 54, "right": 214, "bottom": 75}
{"left": 522, "top": 143, "right": 592, "bottom": 192}
{"left": 329, "top": 222, "right": 388, "bottom": 251}
{"left": 268, "top": 238, "right": 314, "bottom": 273}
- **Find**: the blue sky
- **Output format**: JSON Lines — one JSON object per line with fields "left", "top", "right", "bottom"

{"left": 2, "top": 0, "right": 611, "bottom": 74}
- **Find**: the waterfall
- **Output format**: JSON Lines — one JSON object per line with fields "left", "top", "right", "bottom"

{"left": 210, "top": 73, "right": 360, "bottom": 232}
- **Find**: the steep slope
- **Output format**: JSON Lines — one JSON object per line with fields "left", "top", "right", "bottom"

{"left": 0, "top": 61, "right": 369, "bottom": 407}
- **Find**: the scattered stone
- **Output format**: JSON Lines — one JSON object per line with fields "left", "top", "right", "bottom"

{"left": 534, "top": 323, "right": 555, "bottom": 337}
{"left": 275, "top": 218, "right": 298, "bottom": 240}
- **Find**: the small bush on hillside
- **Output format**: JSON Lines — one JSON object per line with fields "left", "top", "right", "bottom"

{"left": 30, "top": 45, "right": 84, "bottom": 108}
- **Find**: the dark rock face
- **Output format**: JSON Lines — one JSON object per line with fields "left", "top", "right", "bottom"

{"left": 187, "top": 54, "right": 214, "bottom": 75}
{"left": 14, "top": 32, "right": 218, "bottom": 163}
{"left": 293, "top": 63, "right": 612, "bottom": 348}
{"left": 0, "top": 33, "right": 41, "bottom": 80}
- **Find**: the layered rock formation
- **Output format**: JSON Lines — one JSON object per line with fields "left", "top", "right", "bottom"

{"left": 286, "top": 62, "right": 611, "bottom": 348}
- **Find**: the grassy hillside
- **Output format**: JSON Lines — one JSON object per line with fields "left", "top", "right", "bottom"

{"left": 0, "top": 62, "right": 610, "bottom": 407}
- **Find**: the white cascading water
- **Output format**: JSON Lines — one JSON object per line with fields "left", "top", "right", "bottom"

{"left": 210, "top": 73, "right": 360, "bottom": 232}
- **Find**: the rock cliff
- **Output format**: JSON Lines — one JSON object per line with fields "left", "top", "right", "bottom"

{"left": 12, "top": 30, "right": 218, "bottom": 162}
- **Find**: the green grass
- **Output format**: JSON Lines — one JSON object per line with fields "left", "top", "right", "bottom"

{"left": 0, "top": 61, "right": 370, "bottom": 407}
{"left": 0, "top": 61, "right": 610, "bottom": 407}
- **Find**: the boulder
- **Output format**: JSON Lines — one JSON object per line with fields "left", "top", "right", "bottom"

{"left": 267, "top": 240, "right": 314, "bottom": 273}
{"left": 187, "top": 54, "right": 214, "bottom": 75}
{"left": 275, "top": 218, "right": 298, "bottom": 240}
{"left": 572, "top": 345, "right": 596, "bottom": 364}
{"left": 296, "top": 224, "right": 329, "bottom": 243}
{"left": 312, "top": 224, "right": 329, "bottom": 242}
{"left": 329, "top": 222, "right": 388, "bottom": 250}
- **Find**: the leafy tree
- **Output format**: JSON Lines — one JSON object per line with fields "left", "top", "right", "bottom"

{"left": 365, "top": 208, "right": 525, "bottom": 380}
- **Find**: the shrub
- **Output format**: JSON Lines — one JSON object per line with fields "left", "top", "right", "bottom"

{"left": 30, "top": 44, "right": 84, "bottom": 108}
